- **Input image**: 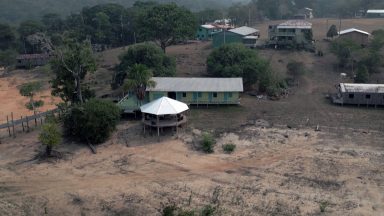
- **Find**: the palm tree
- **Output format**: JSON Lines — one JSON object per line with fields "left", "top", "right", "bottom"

{"left": 123, "top": 64, "right": 156, "bottom": 105}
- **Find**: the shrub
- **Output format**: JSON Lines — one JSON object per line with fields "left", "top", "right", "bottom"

{"left": 201, "top": 205, "right": 216, "bottom": 216}
{"left": 222, "top": 143, "right": 236, "bottom": 154}
{"left": 25, "top": 100, "right": 44, "bottom": 110}
{"left": 64, "top": 99, "right": 120, "bottom": 144}
{"left": 201, "top": 132, "right": 215, "bottom": 153}
{"left": 39, "top": 122, "right": 62, "bottom": 156}
{"left": 355, "top": 64, "right": 369, "bottom": 83}
{"left": 319, "top": 201, "right": 329, "bottom": 213}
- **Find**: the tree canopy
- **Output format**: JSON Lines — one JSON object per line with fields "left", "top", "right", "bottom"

{"left": 113, "top": 43, "right": 175, "bottom": 88}
{"left": 50, "top": 40, "right": 97, "bottom": 104}
{"left": 123, "top": 64, "right": 156, "bottom": 104}
{"left": 136, "top": 3, "right": 196, "bottom": 52}
{"left": 39, "top": 121, "right": 62, "bottom": 156}
{"left": 207, "top": 43, "right": 276, "bottom": 91}
{"left": 327, "top": 25, "right": 338, "bottom": 38}
{"left": 64, "top": 99, "right": 121, "bottom": 144}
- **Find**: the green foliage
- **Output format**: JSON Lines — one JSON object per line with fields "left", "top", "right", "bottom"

{"left": 41, "top": 13, "right": 64, "bottom": 34}
{"left": 114, "top": 43, "right": 175, "bottom": 87}
{"left": 25, "top": 100, "right": 44, "bottom": 110}
{"left": 201, "top": 132, "right": 215, "bottom": 153}
{"left": 19, "top": 81, "right": 43, "bottom": 97}
{"left": 64, "top": 99, "right": 120, "bottom": 144}
{"left": 123, "top": 64, "right": 156, "bottom": 103}
{"left": 207, "top": 43, "right": 277, "bottom": 91}
{"left": 222, "top": 143, "right": 236, "bottom": 154}
{"left": 200, "top": 205, "right": 216, "bottom": 216}
{"left": 0, "top": 23, "right": 16, "bottom": 50}
{"left": 319, "top": 201, "right": 329, "bottom": 213}
{"left": 51, "top": 40, "right": 97, "bottom": 104}
{"left": 287, "top": 61, "right": 306, "bottom": 79}
{"left": 330, "top": 39, "right": 361, "bottom": 68}
{"left": 354, "top": 64, "right": 369, "bottom": 83}
{"left": 0, "top": 49, "right": 17, "bottom": 67}
{"left": 137, "top": 3, "right": 196, "bottom": 52}
{"left": 327, "top": 25, "right": 338, "bottom": 38}
{"left": 18, "top": 20, "right": 45, "bottom": 38}
{"left": 39, "top": 122, "right": 62, "bottom": 156}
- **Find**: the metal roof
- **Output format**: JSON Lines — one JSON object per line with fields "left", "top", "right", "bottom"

{"left": 201, "top": 24, "right": 216, "bottom": 29}
{"left": 277, "top": 20, "right": 312, "bottom": 29}
{"left": 340, "top": 83, "right": 384, "bottom": 93}
{"left": 339, "top": 28, "right": 370, "bottom": 35}
{"left": 16, "top": 54, "right": 49, "bottom": 60}
{"left": 148, "top": 77, "right": 244, "bottom": 92}
{"left": 229, "top": 26, "right": 259, "bottom": 36}
{"left": 367, "top": 9, "right": 384, "bottom": 13}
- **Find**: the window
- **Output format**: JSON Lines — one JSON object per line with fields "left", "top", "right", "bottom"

{"left": 198, "top": 92, "right": 202, "bottom": 98}
{"left": 228, "top": 92, "right": 232, "bottom": 98}
{"left": 349, "top": 94, "right": 354, "bottom": 99}
{"left": 182, "top": 92, "right": 187, "bottom": 97}
{"left": 366, "top": 94, "right": 371, "bottom": 99}
{"left": 213, "top": 92, "right": 218, "bottom": 98}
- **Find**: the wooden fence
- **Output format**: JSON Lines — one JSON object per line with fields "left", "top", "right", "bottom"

{"left": 0, "top": 108, "right": 60, "bottom": 139}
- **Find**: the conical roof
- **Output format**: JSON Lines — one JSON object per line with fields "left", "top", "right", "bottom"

{"left": 140, "top": 97, "right": 189, "bottom": 115}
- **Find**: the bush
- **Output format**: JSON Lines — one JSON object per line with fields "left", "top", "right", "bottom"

{"left": 25, "top": 100, "right": 44, "bottom": 110}
{"left": 207, "top": 43, "right": 273, "bottom": 89}
{"left": 355, "top": 64, "right": 369, "bottom": 83}
{"left": 222, "top": 143, "right": 236, "bottom": 154}
{"left": 64, "top": 99, "right": 120, "bottom": 144}
{"left": 39, "top": 122, "right": 62, "bottom": 156}
{"left": 201, "top": 132, "right": 215, "bottom": 153}
{"left": 201, "top": 205, "right": 216, "bottom": 216}
{"left": 319, "top": 201, "right": 329, "bottom": 213}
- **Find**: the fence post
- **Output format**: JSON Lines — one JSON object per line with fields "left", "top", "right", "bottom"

{"left": 34, "top": 110, "right": 37, "bottom": 127}
{"left": 6, "top": 115, "right": 11, "bottom": 137}
{"left": 21, "top": 116, "right": 25, "bottom": 132}
{"left": 11, "top": 112, "right": 15, "bottom": 138}
{"left": 26, "top": 115, "right": 30, "bottom": 132}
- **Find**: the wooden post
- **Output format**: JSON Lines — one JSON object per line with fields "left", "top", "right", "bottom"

{"left": 40, "top": 115, "right": 43, "bottom": 125}
{"left": 157, "top": 115, "right": 160, "bottom": 137}
{"left": 26, "top": 115, "right": 30, "bottom": 132}
{"left": 11, "top": 112, "right": 15, "bottom": 138}
{"left": 6, "top": 115, "right": 11, "bottom": 137}
{"left": 34, "top": 111, "right": 37, "bottom": 127}
{"left": 142, "top": 113, "right": 145, "bottom": 135}
{"left": 21, "top": 116, "right": 25, "bottom": 132}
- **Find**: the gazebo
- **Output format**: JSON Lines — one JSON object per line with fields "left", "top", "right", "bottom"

{"left": 140, "top": 97, "right": 189, "bottom": 136}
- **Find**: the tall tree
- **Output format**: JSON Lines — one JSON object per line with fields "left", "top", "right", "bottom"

{"left": 41, "top": 13, "right": 64, "bottom": 34}
{"left": 51, "top": 40, "right": 97, "bottom": 104}
{"left": 327, "top": 25, "right": 338, "bottom": 39}
{"left": 137, "top": 3, "right": 196, "bottom": 52}
{"left": 114, "top": 43, "right": 175, "bottom": 88}
{"left": 19, "top": 81, "right": 44, "bottom": 112}
{"left": 123, "top": 64, "right": 156, "bottom": 105}
{"left": 0, "top": 23, "right": 15, "bottom": 50}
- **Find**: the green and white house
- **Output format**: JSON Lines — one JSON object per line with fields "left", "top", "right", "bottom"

{"left": 119, "top": 77, "right": 243, "bottom": 113}
{"left": 212, "top": 26, "right": 260, "bottom": 48}
{"left": 196, "top": 24, "right": 222, "bottom": 40}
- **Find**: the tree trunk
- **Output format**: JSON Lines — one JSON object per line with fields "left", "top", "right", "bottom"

{"left": 46, "top": 145, "right": 52, "bottom": 157}
{"left": 75, "top": 75, "right": 83, "bottom": 104}
{"left": 160, "top": 42, "right": 166, "bottom": 53}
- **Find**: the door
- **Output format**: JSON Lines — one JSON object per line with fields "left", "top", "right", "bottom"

{"left": 224, "top": 92, "right": 228, "bottom": 102}
{"left": 193, "top": 92, "right": 198, "bottom": 102}
{"left": 208, "top": 92, "right": 213, "bottom": 103}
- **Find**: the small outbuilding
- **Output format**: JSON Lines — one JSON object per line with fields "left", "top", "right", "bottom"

{"left": 338, "top": 28, "right": 370, "bottom": 46}
{"left": 212, "top": 26, "right": 259, "bottom": 48}
{"left": 147, "top": 77, "right": 244, "bottom": 106}
{"left": 332, "top": 83, "right": 384, "bottom": 106}
{"left": 196, "top": 24, "right": 222, "bottom": 40}
{"left": 16, "top": 54, "right": 50, "bottom": 68}
{"left": 366, "top": 9, "right": 384, "bottom": 18}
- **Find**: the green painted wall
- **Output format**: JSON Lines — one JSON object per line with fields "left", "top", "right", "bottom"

{"left": 148, "top": 91, "right": 240, "bottom": 104}
{"left": 212, "top": 31, "right": 243, "bottom": 48}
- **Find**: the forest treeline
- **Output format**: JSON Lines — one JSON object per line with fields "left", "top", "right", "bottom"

{"left": 2, "top": 0, "right": 384, "bottom": 24}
